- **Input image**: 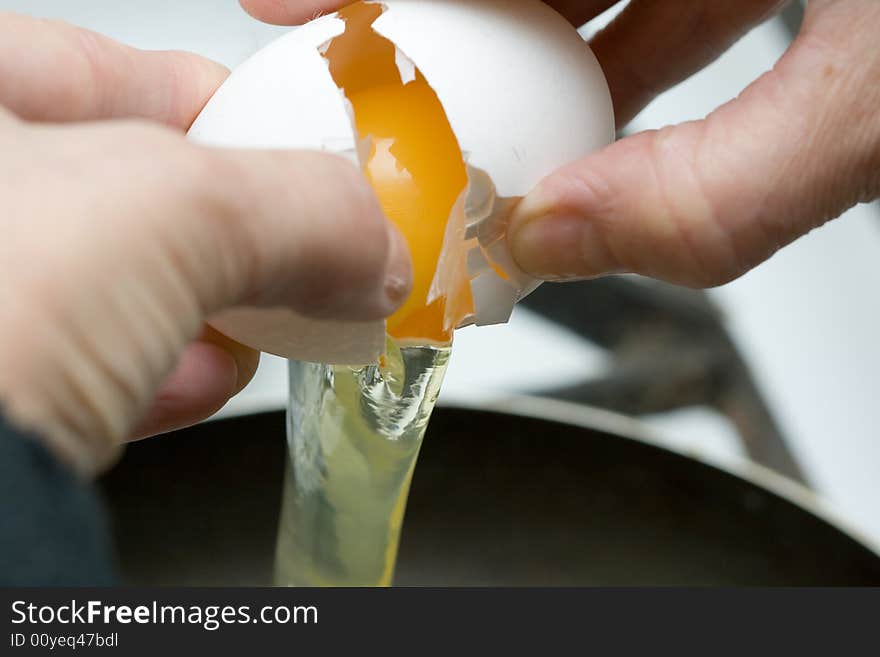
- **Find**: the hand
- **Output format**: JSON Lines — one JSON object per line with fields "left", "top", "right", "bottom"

{"left": 0, "top": 13, "right": 411, "bottom": 474}
{"left": 242, "top": 0, "right": 880, "bottom": 287}
{"left": 509, "top": 0, "right": 880, "bottom": 286}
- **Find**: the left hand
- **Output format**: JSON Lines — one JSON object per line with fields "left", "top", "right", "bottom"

{"left": 0, "top": 14, "right": 243, "bottom": 461}
{"left": 0, "top": 13, "right": 410, "bottom": 473}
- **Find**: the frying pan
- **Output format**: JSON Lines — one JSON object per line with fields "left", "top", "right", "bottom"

{"left": 99, "top": 400, "right": 880, "bottom": 585}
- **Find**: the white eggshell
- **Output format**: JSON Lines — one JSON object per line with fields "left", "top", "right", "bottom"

{"left": 188, "top": 0, "right": 614, "bottom": 364}
{"left": 372, "top": 0, "right": 614, "bottom": 198}
{"left": 189, "top": 14, "right": 387, "bottom": 364}
{"left": 189, "top": 15, "right": 351, "bottom": 151}
{"left": 208, "top": 308, "right": 385, "bottom": 366}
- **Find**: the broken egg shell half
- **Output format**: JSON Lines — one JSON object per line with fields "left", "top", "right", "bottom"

{"left": 188, "top": 0, "right": 614, "bottom": 365}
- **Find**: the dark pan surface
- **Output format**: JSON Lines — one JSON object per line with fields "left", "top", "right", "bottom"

{"left": 100, "top": 409, "right": 880, "bottom": 586}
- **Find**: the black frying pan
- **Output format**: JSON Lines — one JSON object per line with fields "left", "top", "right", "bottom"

{"left": 99, "top": 404, "right": 880, "bottom": 586}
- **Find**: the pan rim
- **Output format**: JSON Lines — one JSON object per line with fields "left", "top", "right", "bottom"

{"left": 444, "top": 395, "right": 880, "bottom": 560}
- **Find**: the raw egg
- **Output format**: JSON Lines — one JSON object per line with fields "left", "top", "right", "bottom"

{"left": 189, "top": 0, "right": 614, "bottom": 364}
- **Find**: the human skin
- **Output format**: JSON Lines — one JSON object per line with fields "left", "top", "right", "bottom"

{"left": 0, "top": 12, "right": 412, "bottom": 474}
{"left": 243, "top": 0, "right": 880, "bottom": 287}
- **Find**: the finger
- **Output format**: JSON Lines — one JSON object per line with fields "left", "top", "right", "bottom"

{"left": 176, "top": 145, "right": 413, "bottom": 321}
{"left": 239, "top": 0, "right": 347, "bottom": 25}
{"left": 129, "top": 340, "right": 239, "bottom": 440}
{"left": 508, "top": 10, "right": 880, "bottom": 288}
{"left": 588, "top": 0, "right": 784, "bottom": 126}
{"left": 129, "top": 327, "right": 259, "bottom": 440}
{"left": 6, "top": 119, "right": 411, "bottom": 454}
{"left": 199, "top": 325, "right": 261, "bottom": 395}
{"left": 41, "top": 120, "right": 413, "bottom": 322}
{"left": 0, "top": 12, "right": 228, "bottom": 127}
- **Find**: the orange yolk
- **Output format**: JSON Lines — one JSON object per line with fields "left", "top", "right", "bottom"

{"left": 325, "top": 2, "right": 473, "bottom": 344}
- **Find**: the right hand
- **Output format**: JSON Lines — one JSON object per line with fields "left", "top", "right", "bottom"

{"left": 241, "top": 0, "right": 880, "bottom": 289}
{"left": 507, "top": 0, "right": 880, "bottom": 287}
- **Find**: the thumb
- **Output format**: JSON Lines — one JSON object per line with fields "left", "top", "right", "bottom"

{"left": 509, "top": 7, "right": 880, "bottom": 288}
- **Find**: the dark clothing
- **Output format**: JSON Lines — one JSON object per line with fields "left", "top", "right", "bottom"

{"left": 0, "top": 416, "right": 116, "bottom": 585}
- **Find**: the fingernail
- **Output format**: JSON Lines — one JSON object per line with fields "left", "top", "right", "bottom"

{"left": 382, "top": 225, "right": 413, "bottom": 314}
{"left": 509, "top": 211, "right": 599, "bottom": 281}
{"left": 508, "top": 183, "right": 615, "bottom": 281}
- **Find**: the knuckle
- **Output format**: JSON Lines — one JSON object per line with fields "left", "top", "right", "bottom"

{"left": 172, "top": 142, "right": 248, "bottom": 222}
{"left": 559, "top": 162, "right": 616, "bottom": 218}
{"left": 153, "top": 143, "right": 260, "bottom": 309}
{"left": 183, "top": 146, "right": 260, "bottom": 254}
{"left": 645, "top": 125, "right": 747, "bottom": 287}
{"left": 63, "top": 22, "right": 118, "bottom": 119}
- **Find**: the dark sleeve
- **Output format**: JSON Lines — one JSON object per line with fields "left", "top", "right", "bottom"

{"left": 0, "top": 415, "right": 117, "bottom": 585}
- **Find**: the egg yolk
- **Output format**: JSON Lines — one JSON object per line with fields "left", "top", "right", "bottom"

{"left": 324, "top": 2, "right": 473, "bottom": 344}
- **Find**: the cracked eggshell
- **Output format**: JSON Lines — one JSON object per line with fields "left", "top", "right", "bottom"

{"left": 372, "top": 0, "right": 614, "bottom": 198}
{"left": 372, "top": 0, "right": 613, "bottom": 327}
{"left": 188, "top": 0, "right": 614, "bottom": 364}
{"left": 189, "top": 15, "right": 350, "bottom": 152}
{"left": 188, "top": 14, "right": 387, "bottom": 365}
